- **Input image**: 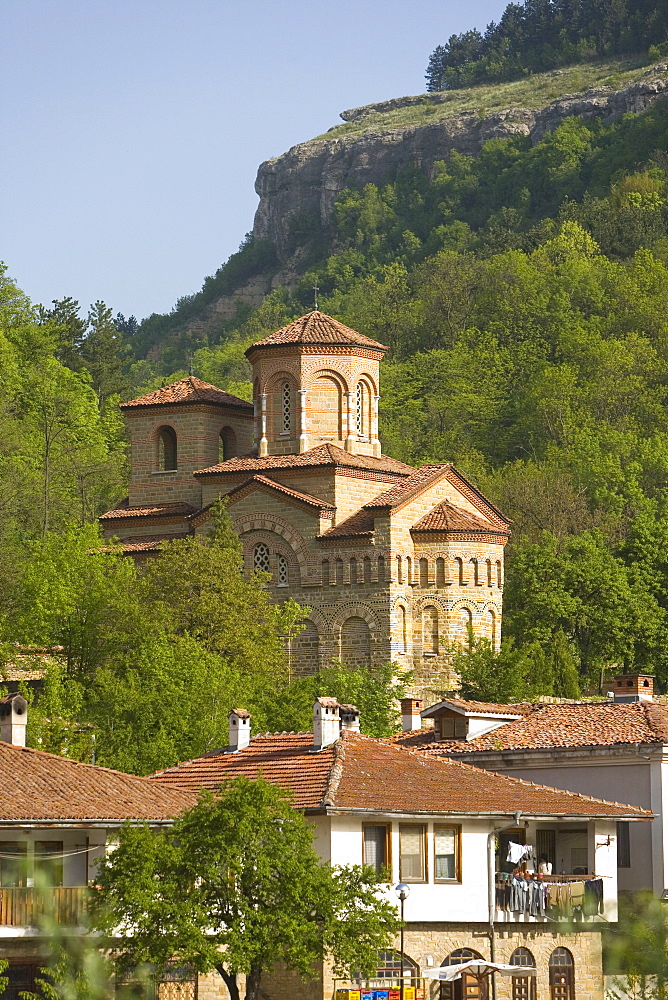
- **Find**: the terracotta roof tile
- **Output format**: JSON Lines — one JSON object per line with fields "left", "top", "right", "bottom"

{"left": 412, "top": 500, "right": 508, "bottom": 535}
{"left": 151, "top": 730, "right": 649, "bottom": 819}
{"left": 121, "top": 377, "right": 252, "bottom": 411}
{"left": 320, "top": 509, "right": 376, "bottom": 539}
{"left": 246, "top": 311, "right": 387, "bottom": 353}
{"left": 422, "top": 698, "right": 536, "bottom": 718}
{"left": 401, "top": 701, "right": 668, "bottom": 756}
{"left": 99, "top": 501, "right": 196, "bottom": 520}
{"left": 226, "top": 475, "right": 335, "bottom": 512}
{"left": 116, "top": 534, "right": 190, "bottom": 552}
{"left": 0, "top": 742, "right": 195, "bottom": 823}
{"left": 194, "top": 443, "right": 413, "bottom": 478}
{"left": 365, "top": 465, "right": 450, "bottom": 508}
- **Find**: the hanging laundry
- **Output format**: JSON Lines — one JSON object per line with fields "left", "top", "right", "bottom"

{"left": 506, "top": 842, "right": 534, "bottom": 864}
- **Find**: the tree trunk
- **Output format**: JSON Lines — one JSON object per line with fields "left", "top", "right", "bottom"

{"left": 244, "top": 964, "right": 263, "bottom": 1000}
{"left": 215, "top": 964, "right": 240, "bottom": 1000}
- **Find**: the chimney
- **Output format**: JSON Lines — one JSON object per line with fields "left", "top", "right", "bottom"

{"left": 228, "top": 708, "right": 251, "bottom": 751}
{"left": 0, "top": 693, "right": 27, "bottom": 747}
{"left": 313, "top": 697, "right": 340, "bottom": 749}
{"left": 613, "top": 674, "right": 654, "bottom": 703}
{"left": 401, "top": 698, "right": 423, "bottom": 732}
{"left": 339, "top": 704, "right": 360, "bottom": 733}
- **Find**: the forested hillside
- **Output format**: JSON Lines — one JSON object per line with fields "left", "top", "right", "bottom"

{"left": 425, "top": 0, "right": 668, "bottom": 90}
{"left": 3, "top": 47, "right": 668, "bottom": 734}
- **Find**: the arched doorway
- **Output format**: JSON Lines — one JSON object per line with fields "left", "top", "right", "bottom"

{"left": 440, "top": 949, "right": 488, "bottom": 1000}
{"left": 510, "top": 947, "right": 536, "bottom": 1000}
{"left": 549, "top": 948, "right": 574, "bottom": 1000}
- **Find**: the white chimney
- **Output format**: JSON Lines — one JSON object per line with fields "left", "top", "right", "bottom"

{"left": 313, "top": 697, "right": 340, "bottom": 749}
{"left": 228, "top": 708, "right": 251, "bottom": 751}
{"left": 401, "top": 698, "right": 423, "bottom": 732}
{"left": 339, "top": 704, "right": 360, "bottom": 733}
{"left": 0, "top": 693, "right": 27, "bottom": 747}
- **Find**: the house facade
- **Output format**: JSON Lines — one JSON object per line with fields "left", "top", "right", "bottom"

{"left": 151, "top": 699, "right": 650, "bottom": 1000}
{"left": 100, "top": 311, "right": 510, "bottom": 699}
{"left": 394, "top": 678, "right": 668, "bottom": 897}
{"left": 0, "top": 694, "right": 194, "bottom": 1000}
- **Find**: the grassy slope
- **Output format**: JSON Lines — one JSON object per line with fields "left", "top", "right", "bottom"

{"left": 317, "top": 56, "right": 658, "bottom": 141}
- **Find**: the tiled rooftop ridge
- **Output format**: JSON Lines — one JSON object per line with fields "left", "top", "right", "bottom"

{"left": 194, "top": 442, "right": 413, "bottom": 477}
{"left": 121, "top": 376, "right": 253, "bottom": 410}
{"left": 150, "top": 729, "right": 649, "bottom": 819}
{"left": 245, "top": 311, "right": 388, "bottom": 353}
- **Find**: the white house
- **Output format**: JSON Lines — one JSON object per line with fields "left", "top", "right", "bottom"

{"left": 0, "top": 693, "right": 194, "bottom": 1000}
{"left": 152, "top": 699, "right": 651, "bottom": 1000}
{"left": 394, "top": 676, "right": 668, "bottom": 898}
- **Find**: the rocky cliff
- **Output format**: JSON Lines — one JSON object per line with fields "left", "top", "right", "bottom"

{"left": 253, "top": 68, "right": 668, "bottom": 260}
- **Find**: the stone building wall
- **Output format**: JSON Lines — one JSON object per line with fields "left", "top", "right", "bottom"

{"left": 125, "top": 405, "right": 252, "bottom": 508}
{"left": 197, "top": 924, "right": 604, "bottom": 999}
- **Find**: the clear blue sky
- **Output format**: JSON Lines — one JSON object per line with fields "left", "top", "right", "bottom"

{"left": 2, "top": 0, "right": 505, "bottom": 322}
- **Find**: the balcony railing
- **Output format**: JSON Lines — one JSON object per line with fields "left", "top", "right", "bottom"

{"left": 0, "top": 886, "right": 90, "bottom": 926}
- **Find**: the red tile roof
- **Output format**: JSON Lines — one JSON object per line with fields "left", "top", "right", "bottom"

{"left": 412, "top": 500, "right": 508, "bottom": 536}
{"left": 0, "top": 742, "right": 195, "bottom": 823}
{"left": 116, "top": 534, "right": 190, "bottom": 553}
{"left": 194, "top": 443, "right": 413, "bottom": 478}
{"left": 365, "top": 465, "right": 450, "bottom": 508}
{"left": 99, "top": 501, "right": 197, "bottom": 520}
{"left": 225, "top": 475, "right": 335, "bottom": 512}
{"left": 121, "top": 377, "right": 252, "bottom": 411}
{"left": 150, "top": 730, "right": 649, "bottom": 819}
{"left": 397, "top": 701, "right": 668, "bottom": 756}
{"left": 320, "top": 509, "right": 376, "bottom": 539}
{"left": 246, "top": 311, "right": 387, "bottom": 353}
{"left": 422, "top": 698, "right": 536, "bottom": 718}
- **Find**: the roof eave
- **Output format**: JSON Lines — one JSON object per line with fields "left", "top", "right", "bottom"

{"left": 324, "top": 806, "right": 651, "bottom": 821}
{"left": 120, "top": 398, "right": 252, "bottom": 413}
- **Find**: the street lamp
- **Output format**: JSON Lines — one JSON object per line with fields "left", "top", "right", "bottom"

{"left": 395, "top": 883, "right": 411, "bottom": 1000}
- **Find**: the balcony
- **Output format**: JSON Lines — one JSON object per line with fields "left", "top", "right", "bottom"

{"left": 0, "top": 887, "right": 90, "bottom": 927}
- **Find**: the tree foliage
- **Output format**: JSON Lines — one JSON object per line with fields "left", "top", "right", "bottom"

{"left": 92, "top": 778, "right": 401, "bottom": 1000}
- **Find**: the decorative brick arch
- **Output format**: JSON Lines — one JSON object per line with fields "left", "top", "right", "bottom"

{"left": 231, "top": 512, "right": 310, "bottom": 578}
{"left": 330, "top": 602, "right": 379, "bottom": 631}
{"left": 412, "top": 594, "right": 448, "bottom": 615}
{"left": 243, "top": 529, "right": 300, "bottom": 584}
{"left": 307, "top": 367, "right": 349, "bottom": 394}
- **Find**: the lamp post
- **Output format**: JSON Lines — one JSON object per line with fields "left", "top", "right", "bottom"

{"left": 395, "top": 882, "right": 410, "bottom": 1000}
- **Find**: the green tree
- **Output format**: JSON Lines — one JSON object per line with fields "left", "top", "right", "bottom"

{"left": 81, "top": 301, "right": 129, "bottom": 405}
{"left": 93, "top": 778, "right": 400, "bottom": 1000}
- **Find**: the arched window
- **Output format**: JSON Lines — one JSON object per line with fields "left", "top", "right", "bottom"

{"left": 406, "top": 556, "right": 412, "bottom": 585}
{"left": 340, "top": 616, "right": 371, "bottom": 666}
{"left": 399, "top": 605, "right": 408, "bottom": 654}
{"left": 277, "top": 553, "right": 289, "bottom": 587}
{"left": 419, "top": 558, "right": 429, "bottom": 587}
{"left": 496, "top": 559, "right": 503, "bottom": 587}
{"left": 549, "top": 949, "right": 574, "bottom": 1000}
{"left": 322, "top": 559, "right": 330, "bottom": 586}
{"left": 349, "top": 557, "right": 358, "bottom": 584}
{"left": 396, "top": 555, "right": 403, "bottom": 584}
{"left": 486, "top": 559, "right": 493, "bottom": 586}
{"left": 377, "top": 555, "right": 385, "bottom": 581}
{"left": 336, "top": 558, "right": 344, "bottom": 585}
{"left": 364, "top": 555, "right": 372, "bottom": 584}
{"left": 219, "top": 426, "right": 237, "bottom": 462}
{"left": 471, "top": 558, "right": 480, "bottom": 585}
{"left": 510, "top": 948, "right": 536, "bottom": 1000}
{"left": 253, "top": 543, "right": 270, "bottom": 574}
{"left": 282, "top": 381, "right": 291, "bottom": 433}
{"left": 440, "top": 950, "right": 487, "bottom": 1000}
{"left": 373, "top": 950, "right": 418, "bottom": 988}
{"left": 459, "top": 607, "right": 473, "bottom": 647}
{"left": 455, "top": 557, "right": 466, "bottom": 586}
{"left": 157, "top": 426, "right": 177, "bottom": 471}
{"left": 423, "top": 606, "right": 439, "bottom": 655}
{"left": 488, "top": 609, "right": 497, "bottom": 647}
{"left": 436, "top": 557, "right": 446, "bottom": 588}
{"left": 356, "top": 381, "right": 371, "bottom": 439}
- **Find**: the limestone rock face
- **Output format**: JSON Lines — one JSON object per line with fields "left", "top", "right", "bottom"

{"left": 253, "top": 73, "right": 668, "bottom": 259}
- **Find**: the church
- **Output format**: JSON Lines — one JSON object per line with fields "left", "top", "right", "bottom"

{"left": 100, "top": 311, "right": 509, "bottom": 698}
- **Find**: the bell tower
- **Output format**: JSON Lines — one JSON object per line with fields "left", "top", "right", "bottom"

{"left": 244, "top": 311, "right": 387, "bottom": 458}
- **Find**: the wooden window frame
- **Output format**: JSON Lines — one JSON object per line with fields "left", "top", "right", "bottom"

{"left": 399, "top": 823, "right": 428, "bottom": 883}
{"left": 434, "top": 824, "right": 462, "bottom": 883}
{"left": 362, "top": 823, "right": 392, "bottom": 881}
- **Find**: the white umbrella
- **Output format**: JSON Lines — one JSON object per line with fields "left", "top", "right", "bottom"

{"left": 422, "top": 961, "right": 537, "bottom": 982}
